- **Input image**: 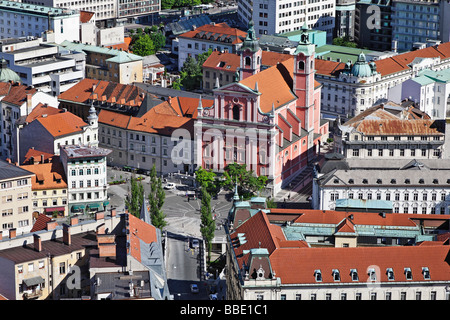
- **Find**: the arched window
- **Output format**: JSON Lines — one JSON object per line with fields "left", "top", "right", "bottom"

{"left": 298, "top": 61, "right": 305, "bottom": 70}
{"left": 233, "top": 105, "right": 240, "bottom": 121}
{"left": 257, "top": 56, "right": 261, "bottom": 65}
{"left": 245, "top": 56, "right": 251, "bottom": 66}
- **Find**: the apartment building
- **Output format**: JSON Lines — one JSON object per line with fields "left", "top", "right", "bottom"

{"left": 334, "top": 0, "right": 356, "bottom": 40}
{"left": 60, "top": 144, "right": 111, "bottom": 214}
{"left": 0, "top": 1, "right": 79, "bottom": 43}
{"left": 16, "top": 103, "right": 98, "bottom": 164}
{"left": 175, "top": 22, "right": 247, "bottom": 71}
{"left": 0, "top": 160, "right": 34, "bottom": 237}
{"left": 59, "top": 40, "right": 143, "bottom": 85}
{"left": 0, "top": 36, "right": 85, "bottom": 96}
{"left": 389, "top": 68, "right": 450, "bottom": 119}
{"left": 98, "top": 96, "right": 203, "bottom": 175}
{"left": 226, "top": 205, "right": 450, "bottom": 300}
{"left": 237, "top": 0, "right": 335, "bottom": 42}
{"left": 392, "top": 0, "right": 450, "bottom": 52}
{"left": 0, "top": 82, "right": 59, "bottom": 162}
{"left": 20, "top": 157, "right": 68, "bottom": 218}
{"left": 315, "top": 41, "right": 450, "bottom": 120}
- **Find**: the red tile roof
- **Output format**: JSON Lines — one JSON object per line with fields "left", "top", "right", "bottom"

{"left": 30, "top": 214, "right": 53, "bottom": 232}
{"left": 0, "top": 81, "right": 37, "bottom": 106}
{"left": 127, "top": 213, "right": 158, "bottom": 263}
{"left": 24, "top": 103, "right": 60, "bottom": 123}
{"left": 179, "top": 22, "right": 247, "bottom": 45}
{"left": 22, "top": 149, "right": 55, "bottom": 165}
{"left": 230, "top": 210, "right": 450, "bottom": 285}
{"left": 202, "top": 50, "right": 241, "bottom": 72}
{"left": 79, "top": 10, "right": 95, "bottom": 23}
{"left": 21, "top": 161, "right": 67, "bottom": 191}
{"left": 58, "top": 79, "right": 146, "bottom": 108}
{"left": 36, "top": 111, "right": 88, "bottom": 138}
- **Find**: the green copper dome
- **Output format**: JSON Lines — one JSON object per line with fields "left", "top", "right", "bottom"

{"left": 241, "top": 20, "right": 260, "bottom": 52}
{"left": 350, "top": 52, "right": 373, "bottom": 78}
{"left": 0, "top": 59, "right": 21, "bottom": 83}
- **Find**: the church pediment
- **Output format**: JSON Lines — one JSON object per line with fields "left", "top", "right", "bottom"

{"left": 215, "top": 82, "right": 260, "bottom": 95}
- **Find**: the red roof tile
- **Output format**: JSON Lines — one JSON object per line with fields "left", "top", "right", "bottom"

{"left": 127, "top": 213, "right": 158, "bottom": 263}
{"left": 36, "top": 111, "right": 88, "bottom": 138}
{"left": 30, "top": 214, "right": 53, "bottom": 232}
{"left": 179, "top": 22, "right": 247, "bottom": 45}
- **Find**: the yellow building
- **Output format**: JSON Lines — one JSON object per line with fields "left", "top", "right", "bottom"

{"left": 20, "top": 156, "right": 68, "bottom": 218}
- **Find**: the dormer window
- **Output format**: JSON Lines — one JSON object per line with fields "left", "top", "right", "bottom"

{"left": 332, "top": 269, "right": 340, "bottom": 281}
{"left": 368, "top": 268, "right": 377, "bottom": 281}
{"left": 314, "top": 270, "right": 322, "bottom": 282}
{"left": 433, "top": 179, "right": 439, "bottom": 184}
{"left": 376, "top": 179, "right": 382, "bottom": 184}
{"left": 333, "top": 179, "right": 339, "bottom": 184}
{"left": 350, "top": 269, "right": 358, "bottom": 281}
{"left": 386, "top": 268, "right": 394, "bottom": 281}
{"left": 362, "top": 179, "right": 368, "bottom": 184}
{"left": 348, "top": 179, "right": 354, "bottom": 184}
{"left": 422, "top": 267, "right": 430, "bottom": 280}
{"left": 419, "top": 179, "right": 424, "bottom": 184}
{"left": 404, "top": 268, "right": 412, "bottom": 280}
{"left": 391, "top": 179, "right": 396, "bottom": 184}
{"left": 405, "top": 179, "right": 410, "bottom": 184}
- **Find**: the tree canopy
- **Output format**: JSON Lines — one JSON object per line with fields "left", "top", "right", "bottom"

{"left": 125, "top": 176, "right": 144, "bottom": 218}
{"left": 132, "top": 33, "right": 155, "bottom": 56}
{"left": 174, "top": 48, "right": 212, "bottom": 91}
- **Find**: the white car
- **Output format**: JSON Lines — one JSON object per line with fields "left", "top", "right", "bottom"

{"left": 191, "top": 239, "right": 199, "bottom": 248}
{"left": 164, "top": 183, "right": 175, "bottom": 190}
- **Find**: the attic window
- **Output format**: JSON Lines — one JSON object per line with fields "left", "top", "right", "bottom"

{"left": 362, "top": 179, "right": 368, "bottom": 184}
{"left": 447, "top": 179, "right": 450, "bottom": 184}
{"left": 333, "top": 179, "right": 339, "bottom": 184}
{"left": 405, "top": 179, "right": 410, "bottom": 184}
{"left": 433, "top": 179, "right": 439, "bottom": 184}
{"left": 386, "top": 268, "right": 394, "bottom": 281}
{"left": 332, "top": 269, "right": 340, "bottom": 281}
{"left": 422, "top": 267, "right": 430, "bottom": 280}
{"left": 314, "top": 270, "right": 322, "bottom": 282}
{"left": 348, "top": 179, "right": 354, "bottom": 184}
{"left": 391, "top": 179, "right": 396, "bottom": 184}
{"left": 218, "top": 61, "right": 226, "bottom": 68}
{"left": 368, "top": 268, "right": 377, "bottom": 281}
{"left": 350, "top": 269, "right": 358, "bottom": 281}
{"left": 376, "top": 179, "right": 382, "bottom": 184}
{"left": 419, "top": 179, "right": 424, "bottom": 184}
{"left": 404, "top": 268, "right": 412, "bottom": 280}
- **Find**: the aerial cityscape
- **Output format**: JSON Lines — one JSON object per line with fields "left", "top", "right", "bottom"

{"left": 0, "top": 0, "right": 450, "bottom": 306}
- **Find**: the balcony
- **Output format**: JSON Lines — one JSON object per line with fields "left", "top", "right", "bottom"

{"left": 23, "top": 289, "right": 43, "bottom": 300}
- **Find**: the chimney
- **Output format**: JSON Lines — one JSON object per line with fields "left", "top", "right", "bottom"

{"left": 95, "top": 211, "right": 104, "bottom": 221}
{"left": 26, "top": 93, "right": 32, "bottom": 111}
{"left": 0, "top": 231, "right": 2, "bottom": 241}
{"left": 9, "top": 228, "right": 16, "bottom": 239}
{"left": 97, "top": 234, "right": 116, "bottom": 258}
{"left": 96, "top": 223, "right": 105, "bottom": 235}
{"left": 110, "top": 208, "right": 116, "bottom": 217}
{"left": 46, "top": 221, "right": 58, "bottom": 230}
{"left": 34, "top": 234, "right": 42, "bottom": 252}
{"left": 63, "top": 224, "right": 71, "bottom": 245}
{"left": 70, "top": 216, "right": 78, "bottom": 226}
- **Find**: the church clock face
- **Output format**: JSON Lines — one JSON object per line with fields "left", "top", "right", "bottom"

{"left": 203, "top": 109, "right": 209, "bottom": 116}
{"left": 263, "top": 116, "right": 269, "bottom": 123}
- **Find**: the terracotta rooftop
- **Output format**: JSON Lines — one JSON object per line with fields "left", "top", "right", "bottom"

{"left": 22, "top": 149, "right": 55, "bottom": 165}
{"left": 58, "top": 78, "right": 146, "bottom": 107}
{"left": 36, "top": 110, "right": 88, "bottom": 138}
{"left": 24, "top": 103, "right": 60, "bottom": 123}
{"left": 79, "top": 10, "right": 95, "bottom": 23}
{"left": 21, "top": 160, "right": 67, "bottom": 191}
{"left": 179, "top": 22, "right": 247, "bottom": 45}
{"left": 230, "top": 210, "right": 450, "bottom": 285}
{"left": 0, "top": 81, "right": 37, "bottom": 106}
{"left": 30, "top": 214, "right": 53, "bottom": 232}
{"left": 127, "top": 213, "right": 158, "bottom": 263}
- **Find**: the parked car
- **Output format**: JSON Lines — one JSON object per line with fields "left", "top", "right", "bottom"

{"left": 164, "top": 183, "right": 175, "bottom": 190}
{"left": 190, "top": 284, "right": 199, "bottom": 294}
{"left": 191, "top": 238, "right": 199, "bottom": 248}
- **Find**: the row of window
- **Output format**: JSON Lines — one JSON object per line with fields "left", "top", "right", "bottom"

{"left": 70, "top": 168, "right": 101, "bottom": 176}
{"left": 352, "top": 148, "right": 440, "bottom": 157}
{"left": 276, "top": 290, "right": 444, "bottom": 301}
{"left": 2, "top": 219, "right": 28, "bottom": 230}
{"left": 314, "top": 267, "right": 430, "bottom": 283}
{"left": 1, "top": 179, "right": 28, "bottom": 189}
{"left": 71, "top": 179, "right": 102, "bottom": 188}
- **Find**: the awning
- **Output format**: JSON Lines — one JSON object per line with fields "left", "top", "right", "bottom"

{"left": 87, "top": 203, "right": 101, "bottom": 209}
{"left": 23, "top": 276, "right": 44, "bottom": 287}
{"left": 103, "top": 201, "right": 110, "bottom": 206}
{"left": 71, "top": 204, "right": 85, "bottom": 212}
{"left": 45, "top": 207, "right": 65, "bottom": 213}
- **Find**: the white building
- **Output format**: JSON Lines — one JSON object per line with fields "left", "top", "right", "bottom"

{"left": 315, "top": 42, "right": 450, "bottom": 120}
{"left": 237, "top": 0, "right": 335, "bottom": 42}
{"left": 17, "top": 104, "right": 99, "bottom": 164}
{"left": 0, "top": 36, "right": 85, "bottom": 96}
{"left": 389, "top": 68, "right": 450, "bottom": 119}
{"left": 0, "top": 1, "right": 80, "bottom": 43}
{"left": 175, "top": 22, "right": 247, "bottom": 71}
{"left": 0, "top": 83, "right": 58, "bottom": 162}
{"left": 60, "top": 141, "right": 111, "bottom": 215}
{"left": 312, "top": 158, "right": 450, "bottom": 214}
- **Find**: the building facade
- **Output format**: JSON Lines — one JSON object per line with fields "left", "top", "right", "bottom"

{"left": 0, "top": 1, "right": 80, "bottom": 43}
{"left": 60, "top": 142, "right": 111, "bottom": 215}
{"left": 195, "top": 24, "right": 328, "bottom": 196}
{"left": 0, "top": 160, "right": 34, "bottom": 237}
{"left": 237, "top": 0, "right": 335, "bottom": 42}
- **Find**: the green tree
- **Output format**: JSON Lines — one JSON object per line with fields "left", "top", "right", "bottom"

{"left": 174, "top": 48, "right": 213, "bottom": 91}
{"left": 125, "top": 176, "right": 144, "bottom": 218}
{"left": 200, "top": 184, "right": 215, "bottom": 264}
{"left": 195, "top": 167, "right": 216, "bottom": 191}
{"left": 148, "top": 165, "right": 167, "bottom": 229}
{"left": 132, "top": 34, "right": 155, "bottom": 56}
{"left": 150, "top": 31, "right": 166, "bottom": 53}
{"left": 223, "top": 163, "right": 268, "bottom": 197}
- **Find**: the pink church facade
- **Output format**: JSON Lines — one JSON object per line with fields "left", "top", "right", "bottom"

{"left": 194, "top": 23, "right": 328, "bottom": 195}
